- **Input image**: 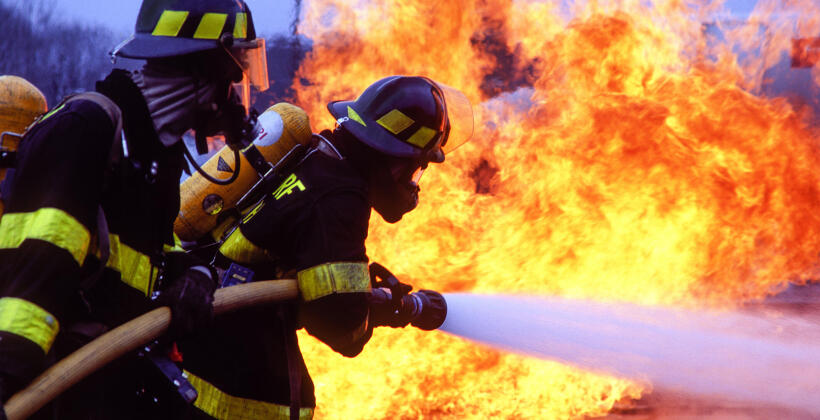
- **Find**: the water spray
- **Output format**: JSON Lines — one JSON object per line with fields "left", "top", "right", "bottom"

{"left": 439, "top": 293, "right": 820, "bottom": 415}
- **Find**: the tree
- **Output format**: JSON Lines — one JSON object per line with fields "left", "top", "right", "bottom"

{"left": 0, "top": 0, "right": 121, "bottom": 105}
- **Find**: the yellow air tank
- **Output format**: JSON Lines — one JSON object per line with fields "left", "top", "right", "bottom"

{"left": 175, "top": 102, "right": 312, "bottom": 242}
{"left": 0, "top": 75, "right": 48, "bottom": 217}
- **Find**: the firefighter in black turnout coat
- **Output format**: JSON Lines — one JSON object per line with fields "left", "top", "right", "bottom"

{"left": 179, "top": 76, "right": 474, "bottom": 419}
{"left": 0, "top": 0, "right": 269, "bottom": 417}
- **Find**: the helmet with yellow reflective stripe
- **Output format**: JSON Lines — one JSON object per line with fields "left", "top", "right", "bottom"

{"left": 114, "top": 0, "right": 255, "bottom": 58}
{"left": 111, "top": 0, "right": 268, "bottom": 93}
{"left": 327, "top": 76, "right": 474, "bottom": 164}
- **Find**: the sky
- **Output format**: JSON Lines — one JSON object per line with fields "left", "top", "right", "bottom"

{"left": 41, "top": 0, "right": 296, "bottom": 36}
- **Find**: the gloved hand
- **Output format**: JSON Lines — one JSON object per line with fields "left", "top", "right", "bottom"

{"left": 369, "top": 263, "right": 411, "bottom": 301}
{"left": 0, "top": 372, "right": 17, "bottom": 420}
{"left": 367, "top": 262, "right": 414, "bottom": 328}
{"left": 0, "top": 373, "right": 9, "bottom": 404}
{"left": 366, "top": 263, "right": 448, "bottom": 330}
{"left": 367, "top": 289, "right": 415, "bottom": 328}
{"left": 155, "top": 253, "right": 217, "bottom": 339}
{"left": 0, "top": 334, "right": 45, "bottom": 406}
{"left": 0, "top": 375, "right": 9, "bottom": 404}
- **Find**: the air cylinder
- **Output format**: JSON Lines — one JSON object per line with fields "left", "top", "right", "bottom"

{"left": 0, "top": 75, "right": 48, "bottom": 218}
{"left": 175, "top": 102, "right": 312, "bottom": 241}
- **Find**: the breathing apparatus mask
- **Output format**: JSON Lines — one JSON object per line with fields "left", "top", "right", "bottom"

{"left": 184, "top": 34, "right": 269, "bottom": 185}
{"left": 367, "top": 156, "right": 427, "bottom": 223}
{"left": 191, "top": 34, "right": 268, "bottom": 152}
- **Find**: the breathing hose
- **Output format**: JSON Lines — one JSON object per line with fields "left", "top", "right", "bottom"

{"left": 183, "top": 142, "right": 242, "bottom": 186}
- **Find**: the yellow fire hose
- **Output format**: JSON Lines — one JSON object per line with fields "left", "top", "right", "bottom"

{"left": 4, "top": 279, "right": 299, "bottom": 420}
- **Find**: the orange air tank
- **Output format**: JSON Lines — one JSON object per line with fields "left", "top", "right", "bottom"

{"left": 0, "top": 75, "right": 48, "bottom": 217}
{"left": 175, "top": 102, "right": 312, "bottom": 242}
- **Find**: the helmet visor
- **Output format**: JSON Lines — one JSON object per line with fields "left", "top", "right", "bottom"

{"left": 433, "top": 82, "right": 473, "bottom": 154}
{"left": 229, "top": 38, "right": 269, "bottom": 92}
{"left": 232, "top": 79, "right": 252, "bottom": 115}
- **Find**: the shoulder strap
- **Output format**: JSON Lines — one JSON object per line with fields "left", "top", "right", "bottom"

{"left": 67, "top": 91, "right": 122, "bottom": 263}
{"left": 63, "top": 92, "right": 122, "bottom": 296}
{"left": 65, "top": 92, "right": 124, "bottom": 166}
{"left": 78, "top": 204, "right": 111, "bottom": 296}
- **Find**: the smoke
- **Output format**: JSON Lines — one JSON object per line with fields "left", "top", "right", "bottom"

{"left": 290, "top": 0, "right": 302, "bottom": 35}
{"left": 440, "top": 293, "right": 820, "bottom": 415}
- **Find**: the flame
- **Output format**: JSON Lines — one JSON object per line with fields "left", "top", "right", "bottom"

{"left": 280, "top": 0, "right": 820, "bottom": 418}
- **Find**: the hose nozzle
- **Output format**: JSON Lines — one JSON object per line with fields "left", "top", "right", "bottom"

{"left": 405, "top": 289, "right": 447, "bottom": 330}
{"left": 368, "top": 288, "right": 448, "bottom": 330}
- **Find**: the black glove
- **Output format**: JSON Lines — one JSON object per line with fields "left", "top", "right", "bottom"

{"left": 0, "top": 371, "right": 20, "bottom": 420}
{"left": 0, "top": 373, "right": 9, "bottom": 408}
{"left": 367, "top": 262, "right": 414, "bottom": 328}
{"left": 366, "top": 263, "right": 448, "bottom": 330}
{"left": 155, "top": 253, "right": 217, "bottom": 339}
{"left": 367, "top": 289, "right": 415, "bottom": 328}
{"left": 0, "top": 332, "right": 46, "bottom": 406}
{"left": 369, "top": 263, "right": 412, "bottom": 301}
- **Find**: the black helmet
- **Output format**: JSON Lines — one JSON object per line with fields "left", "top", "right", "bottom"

{"left": 111, "top": 0, "right": 269, "bottom": 106}
{"left": 327, "top": 76, "right": 473, "bottom": 163}
{"left": 112, "top": 0, "right": 256, "bottom": 59}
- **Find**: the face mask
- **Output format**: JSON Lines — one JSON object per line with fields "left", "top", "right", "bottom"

{"left": 136, "top": 67, "right": 222, "bottom": 147}
{"left": 369, "top": 159, "right": 425, "bottom": 223}
{"left": 191, "top": 82, "right": 251, "bottom": 151}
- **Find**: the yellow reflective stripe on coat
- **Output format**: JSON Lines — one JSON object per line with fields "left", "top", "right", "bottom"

{"left": 165, "top": 239, "right": 184, "bottom": 254}
{"left": 0, "top": 208, "right": 90, "bottom": 265}
{"left": 219, "top": 228, "right": 273, "bottom": 265}
{"left": 36, "top": 102, "right": 66, "bottom": 124}
{"left": 185, "top": 370, "right": 314, "bottom": 420}
{"left": 102, "top": 234, "right": 159, "bottom": 297}
{"left": 152, "top": 10, "right": 189, "bottom": 36}
{"left": 0, "top": 297, "right": 60, "bottom": 353}
{"left": 297, "top": 262, "right": 371, "bottom": 302}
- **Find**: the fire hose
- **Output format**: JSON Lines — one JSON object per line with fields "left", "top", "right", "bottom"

{"left": 3, "top": 279, "right": 299, "bottom": 420}
{"left": 3, "top": 277, "right": 447, "bottom": 419}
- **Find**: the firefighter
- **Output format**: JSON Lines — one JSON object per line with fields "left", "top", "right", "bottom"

{"left": 0, "top": 0, "right": 268, "bottom": 417}
{"left": 177, "top": 76, "right": 473, "bottom": 419}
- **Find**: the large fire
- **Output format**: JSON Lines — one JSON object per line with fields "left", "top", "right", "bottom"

{"left": 281, "top": 0, "right": 820, "bottom": 418}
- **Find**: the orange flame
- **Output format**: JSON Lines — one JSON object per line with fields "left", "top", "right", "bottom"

{"left": 284, "top": 0, "right": 820, "bottom": 417}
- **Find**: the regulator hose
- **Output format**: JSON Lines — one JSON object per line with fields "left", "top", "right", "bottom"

{"left": 183, "top": 142, "right": 241, "bottom": 186}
